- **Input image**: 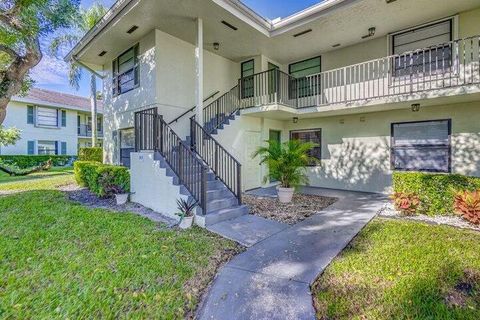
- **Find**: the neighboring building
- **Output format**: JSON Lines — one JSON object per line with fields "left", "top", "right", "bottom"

{"left": 67, "top": 0, "right": 480, "bottom": 223}
{"left": 1, "top": 88, "right": 103, "bottom": 155}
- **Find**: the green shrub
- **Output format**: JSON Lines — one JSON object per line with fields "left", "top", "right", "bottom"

{"left": 393, "top": 171, "right": 480, "bottom": 216}
{"left": 74, "top": 161, "right": 130, "bottom": 197}
{"left": 0, "top": 155, "right": 74, "bottom": 168}
{"left": 78, "top": 147, "right": 103, "bottom": 162}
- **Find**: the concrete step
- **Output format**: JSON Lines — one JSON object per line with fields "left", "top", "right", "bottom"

{"left": 207, "top": 179, "right": 226, "bottom": 190}
{"left": 206, "top": 196, "right": 239, "bottom": 213}
{"left": 207, "top": 188, "right": 235, "bottom": 201}
{"left": 202, "top": 204, "right": 249, "bottom": 226}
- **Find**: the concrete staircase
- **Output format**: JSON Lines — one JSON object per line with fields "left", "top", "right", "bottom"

{"left": 153, "top": 144, "right": 248, "bottom": 227}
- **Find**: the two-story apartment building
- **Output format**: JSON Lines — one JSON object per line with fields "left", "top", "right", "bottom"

{"left": 1, "top": 88, "right": 104, "bottom": 156}
{"left": 67, "top": 0, "right": 480, "bottom": 223}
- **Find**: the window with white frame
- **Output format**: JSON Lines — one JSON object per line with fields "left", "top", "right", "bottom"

{"left": 36, "top": 107, "right": 59, "bottom": 127}
{"left": 112, "top": 44, "right": 140, "bottom": 96}
{"left": 37, "top": 140, "right": 57, "bottom": 155}
{"left": 391, "top": 120, "right": 451, "bottom": 173}
{"left": 391, "top": 19, "right": 453, "bottom": 76}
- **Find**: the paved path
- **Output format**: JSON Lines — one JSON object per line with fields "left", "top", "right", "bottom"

{"left": 197, "top": 187, "right": 387, "bottom": 320}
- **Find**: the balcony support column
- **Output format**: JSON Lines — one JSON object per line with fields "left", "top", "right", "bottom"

{"left": 195, "top": 18, "right": 204, "bottom": 125}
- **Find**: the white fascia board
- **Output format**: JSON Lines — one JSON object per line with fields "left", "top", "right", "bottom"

{"left": 10, "top": 97, "right": 103, "bottom": 115}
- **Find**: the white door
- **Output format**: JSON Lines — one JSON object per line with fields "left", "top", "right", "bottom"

{"left": 244, "top": 131, "right": 262, "bottom": 190}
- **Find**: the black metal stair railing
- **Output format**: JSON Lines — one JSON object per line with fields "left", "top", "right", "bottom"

{"left": 134, "top": 108, "right": 208, "bottom": 213}
{"left": 190, "top": 118, "right": 242, "bottom": 205}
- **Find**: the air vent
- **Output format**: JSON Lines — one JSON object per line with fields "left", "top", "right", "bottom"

{"left": 221, "top": 20, "right": 238, "bottom": 31}
{"left": 332, "top": 43, "right": 341, "bottom": 48}
{"left": 98, "top": 51, "right": 107, "bottom": 57}
{"left": 126, "top": 25, "right": 138, "bottom": 34}
{"left": 293, "top": 29, "right": 312, "bottom": 38}
{"left": 386, "top": 0, "right": 397, "bottom": 3}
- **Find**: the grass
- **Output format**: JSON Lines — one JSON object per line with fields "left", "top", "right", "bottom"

{"left": 0, "top": 167, "right": 75, "bottom": 192}
{"left": 0, "top": 190, "right": 238, "bottom": 318}
{"left": 313, "top": 218, "right": 480, "bottom": 320}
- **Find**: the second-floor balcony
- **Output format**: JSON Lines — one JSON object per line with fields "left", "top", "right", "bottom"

{"left": 78, "top": 124, "right": 104, "bottom": 138}
{"left": 215, "top": 36, "right": 479, "bottom": 119}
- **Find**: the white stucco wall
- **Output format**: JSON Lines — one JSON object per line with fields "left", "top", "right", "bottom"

{"left": 0, "top": 101, "right": 79, "bottom": 155}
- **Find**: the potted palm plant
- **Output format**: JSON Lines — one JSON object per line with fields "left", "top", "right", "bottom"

{"left": 253, "top": 139, "right": 318, "bottom": 203}
{"left": 176, "top": 198, "right": 198, "bottom": 229}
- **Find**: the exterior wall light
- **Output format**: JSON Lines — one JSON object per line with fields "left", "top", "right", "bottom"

{"left": 411, "top": 103, "right": 421, "bottom": 112}
{"left": 293, "top": 117, "right": 298, "bottom": 123}
{"left": 213, "top": 42, "right": 220, "bottom": 50}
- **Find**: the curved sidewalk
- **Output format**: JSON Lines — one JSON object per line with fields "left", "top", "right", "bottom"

{"left": 197, "top": 188, "right": 387, "bottom": 320}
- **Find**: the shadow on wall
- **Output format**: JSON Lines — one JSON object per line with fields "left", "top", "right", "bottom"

{"left": 309, "top": 137, "right": 391, "bottom": 193}
{"left": 452, "top": 133, "right": 480, "bottom": 176}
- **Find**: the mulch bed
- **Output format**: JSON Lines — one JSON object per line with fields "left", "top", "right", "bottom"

{"left": 60, "top": 184, "right": 178, "bottom": 227}
{"left": 378, "top": 202, "right": 480, "bottom": 232}
{"left": 243, "top": 193, "right": 337, "bottom": 225}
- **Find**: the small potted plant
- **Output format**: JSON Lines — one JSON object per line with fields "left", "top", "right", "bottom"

{"left": 176, "top": 198, "right": 197, "bottom": 229}
{"left": 113, "top": 185, "right": 129, "bottom": 205}
{"left": 253, "top": 139, "right": 318, "bottom": 203}
{"left": 100, "top": 171, "right": 129, "bottom": 205}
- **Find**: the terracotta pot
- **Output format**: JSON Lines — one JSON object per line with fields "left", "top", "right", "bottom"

{"left": 179, "top": 216, "right": 194, "bottom": 229}
{"left": 278, "top": 187, "right": 294, "bottom": 203}
{"left": 115, "top": 193, "right": 129, "bottom": 205}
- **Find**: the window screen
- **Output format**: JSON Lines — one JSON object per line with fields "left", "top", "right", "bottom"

{"left": 392, "top": 20, "right": 452, "bottom": 76}
{"left": 241, "top": 59, "right": 254, "bottom": 99}
{"left": 112, "top": 45, "right": 140, "bottom": 95}
{"left": 391, "top": 120, "right": 451, "bottom": 172}
{"left": 37, "top": 140, "right": 57, "bottom": 155}
{"left": 36, "top": 107, "right": 58, "bottom": 127}
{"left": 290, "top": 129, "right": 321, "bottom": 166}
{"left": 289, "top": 57, "right": 321, "bottom": 98}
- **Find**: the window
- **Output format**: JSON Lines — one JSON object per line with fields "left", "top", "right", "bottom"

{"left": 61, "top": 110, "right": 67, "bottom": 127}
{"left": 290, "top": 129, "right": 322, "bottom": 165}
{"left": 240, "top": 59, "right": 254, "bottom": 99}
{"left": 112, "top": 44, "right": 139, "bottom": 95}
{"left": 37, "top": 140, "right": 57, "bottom": 155}
{"left": 392, "top": 19, "right": 452, "bottom": 77}
{"left": 36, "top": 107, "right": 58, "bottom": 127}
{"left": 27, "top": 105, "right": 34, "bottom": 124}
{"left": 87, "top": 116, "right": 103, "bottom": 133}
{"left": 289, "top": 56, "right": 321, "bottom": 98}
{"left": 120, "top": 128, "right": 135, "bottom": 168}
{"left": 391, "top": 120, "right": 451, "bottom": 173}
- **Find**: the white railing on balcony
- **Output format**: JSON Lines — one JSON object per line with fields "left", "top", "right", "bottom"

{"left": 235, "top": 35, "right": 480, "bottom": 110}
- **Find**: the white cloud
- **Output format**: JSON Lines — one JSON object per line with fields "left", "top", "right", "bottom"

{"left": 30, "top": 54, "right": 70, "bottom": 86}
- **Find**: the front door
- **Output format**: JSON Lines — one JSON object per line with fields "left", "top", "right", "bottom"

{"left": 120, "top": 128, "right": 135, "bottom": 168}
{"left": 244, "top": 131, "right": 262, "bottom": 190}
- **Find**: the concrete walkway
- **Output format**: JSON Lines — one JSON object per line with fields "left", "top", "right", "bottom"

{"left": 197, "top": 187, "right": 387, "bottom": 320}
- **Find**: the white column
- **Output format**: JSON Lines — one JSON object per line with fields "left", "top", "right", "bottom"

{"left": 195, "top": 18, "right": 204, "bottom": 125}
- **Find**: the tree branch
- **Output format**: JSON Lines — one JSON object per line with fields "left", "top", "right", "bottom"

{"left": 0, "top": 44, "right": 19, "bottom": 60}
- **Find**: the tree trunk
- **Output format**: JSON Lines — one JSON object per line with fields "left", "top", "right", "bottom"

{"left": 0, "top": 38, "right": 42, "bottom": 125}
{"left": 90, "top": 73, "right": 98, "bottom": 147}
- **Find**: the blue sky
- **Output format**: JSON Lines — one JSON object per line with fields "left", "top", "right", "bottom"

{"left": 32, "top": 0, "right": 320, "bottom": 97}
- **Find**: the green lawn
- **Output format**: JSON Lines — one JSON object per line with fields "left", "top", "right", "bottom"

{"left": 0, "top": 167, "right": 75, "bottom": 192}
{"left": 0, "top": 189, "right": 238, "bottom": 318}
{"left": 314, "top": 218, "right": 480, "bottom": 320}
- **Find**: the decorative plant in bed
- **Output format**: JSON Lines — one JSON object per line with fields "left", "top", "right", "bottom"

{"left": 253, "top": 139, "right": 319, "bottom": 203}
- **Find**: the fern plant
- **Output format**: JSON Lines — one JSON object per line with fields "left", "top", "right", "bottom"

{"left": 252, "top": 139, "right": 319, "bottom": 188}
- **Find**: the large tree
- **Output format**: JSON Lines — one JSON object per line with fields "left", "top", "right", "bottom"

{"left": 50, "top": 3, "right": 107, "bottom": 147}
{"left": 0, "top": 0, "right": 80, "bottom": 124}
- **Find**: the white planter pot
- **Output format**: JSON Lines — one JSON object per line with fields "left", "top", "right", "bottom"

{"left": 179, "top": 216, "right": 194, "bottom": 229}
{"left": 115, "top": 193, "right": 129, "bottom": 205}
{"left": 278, "top": 187, "right": 294, "bottom": 203}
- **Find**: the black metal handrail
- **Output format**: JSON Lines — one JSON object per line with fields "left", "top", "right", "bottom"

{"left": 202, "top": 85, "right": 240, "bottom": 133}
{"left": 190, "top": 118, "right": 242, "bottom": 204}
{"left": 135, "top": 108, "right": 208, "bottom": 214}
{"left": 168, "top": 90, "right": 220, "bottom": 125}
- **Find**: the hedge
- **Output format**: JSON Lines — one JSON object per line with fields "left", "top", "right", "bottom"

{"left": 393, "top": 171, "right": 480, "bottom": 216}
{"left": 0, "top": 155, "right": 74, "bottom": 168}
{"left": 78, "top": 147, "right": 103, "bottom": 162}
{"left": 74, "top": 161, "right": 130, "bottom": 197}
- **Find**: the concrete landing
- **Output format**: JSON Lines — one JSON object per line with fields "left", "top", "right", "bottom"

{"left": 207, "top": 214, "right": 288, "bottom": 247}
{"left": 197, "top": 189, "right": 387, "bottom": 320}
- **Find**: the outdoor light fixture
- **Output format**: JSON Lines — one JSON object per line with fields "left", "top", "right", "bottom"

{"left": 213, "top": 42, "right": 220, "bottom": 51}
{"left": 361, "top": 27, "right": 376, "bottom": 39}
{"left": 293, "top": 117, "right": 299, "bottom": 123}
{"left": 411, "top": 103, "right": 421, "bottom": 112}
